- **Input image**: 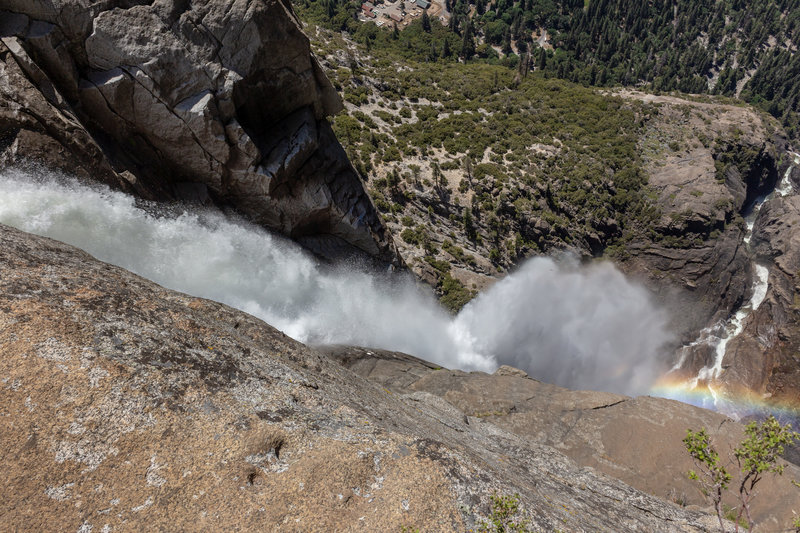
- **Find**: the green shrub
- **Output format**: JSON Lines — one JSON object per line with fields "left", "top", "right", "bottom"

{"left": 684, "top": 416, "right": 799, "bottom": 532}
{"left": 438, "top": 273, "right": 474, "bottom": 313}
{"left": 477, "top": 493, "right": 531, "bottom": 533}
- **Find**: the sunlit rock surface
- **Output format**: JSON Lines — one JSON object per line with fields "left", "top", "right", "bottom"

{"left": 0, "top": 223, "right": 729, "bottom": 532}
{"left": 322, "top": 345, "right": 800, "bottom": 531}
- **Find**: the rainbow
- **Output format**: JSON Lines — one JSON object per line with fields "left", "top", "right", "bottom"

{"left": 649, "top": 373, "right": 800, "bottom": 426}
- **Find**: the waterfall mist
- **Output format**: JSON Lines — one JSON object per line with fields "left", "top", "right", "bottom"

{"left": 0, "top": 168, "right": 672, "bottom": 395}
{"left": 455, "top": 259, "right": 673, "bottom": 393}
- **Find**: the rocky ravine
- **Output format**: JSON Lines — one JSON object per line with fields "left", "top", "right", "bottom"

{"left": 0, "top": 222, "right": 740, "bottom": 532}
{"left": 310, "top": 28, "right": 798, "bottom": 401}
{"left": 617, "top": 92, "right": 788, "bottom": 336}
{"left": 0, "top": 0, "right": 399, "bottom": 264}
{"left": 612, "top": 92, "right": 800, "bottom": 402}
{"left": 332, "top": 58, "right": 799, "bottom": 402}
{"left": 621, "top": 93, "right": 800, "bottom": 406}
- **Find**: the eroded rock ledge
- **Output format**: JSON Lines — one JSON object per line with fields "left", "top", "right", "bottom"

{"left": 0, "top": 222, "right": 728, "bottom": 532}
{"left": 321, "top": 345, "right": 800, "bottom": 531}
{"left": 0, "top": 0, "right": 399, "bottom": 265}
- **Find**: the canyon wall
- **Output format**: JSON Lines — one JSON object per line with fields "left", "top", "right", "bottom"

{"left": 0, "top": 0, "right": 399, "bottom": 264}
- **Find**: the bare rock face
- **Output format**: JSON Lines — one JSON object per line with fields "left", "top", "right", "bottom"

{"left": 0, "top": 223, "right": 730, "bottom": 532}
{"left": 0, "top": 0, "right": 399, "bottom": 265}
{"left": 746, "top": 195, "right": 800, "bottom": 404}
{"left": 603, "top": 92, "right": 800, "bottom": 402}
{"left": 616, "top": 92, "right": 787, "bottom": 339}
{"left": 323, "top": 346, "right": 800, "bottom": 532}
{"left": 0, "top": 38, "right": 135, "bottom": 190}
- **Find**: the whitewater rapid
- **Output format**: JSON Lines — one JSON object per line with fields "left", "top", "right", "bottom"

{"left": 0, "top": 168, "right": 672, "bottom": 395}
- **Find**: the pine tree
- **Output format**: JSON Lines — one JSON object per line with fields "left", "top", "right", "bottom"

{"left": 502, "top": 28, "right": 512, "bottom": 55}
{"left": 463, "top": 155, "right": 473, "bottom": 182}
{"left": 442, "top": 38, "right": 452, "bottom": 58}
{"left": 460, "top": 21, "right": 475, "bottom": 60}
{"left": 421, "top": 9, "right": 431, "bottom": 32}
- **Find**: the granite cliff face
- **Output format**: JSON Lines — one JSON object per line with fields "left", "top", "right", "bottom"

{"left": 610, "top": 93, "right": 800, "bottom": 402}
{"left": 0, "top": 0, "right": 399, "bottom": 264}
{"left": 0, "top": 223, "right": 731, "bottom": 532}
{"left": 616, "top": 92, "right": 787, "bottom": 335}
{"left": 747, "top": 188, "right": 800, "bottom": 404}
{"left": 616, "top": 93, "right": 800, "bottom": 406}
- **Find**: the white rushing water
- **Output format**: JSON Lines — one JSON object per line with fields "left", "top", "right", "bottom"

{"left": 0, "top": 168, "right": 672, "bottom": 395}
{"left": 689, "top": 264, "right": 768, "bottom": 395}
{"left": 774, "top": 151, "right": 800, "bottom": 197}
{"left": 664, "top": 151, "right": 799, "bottom": 408}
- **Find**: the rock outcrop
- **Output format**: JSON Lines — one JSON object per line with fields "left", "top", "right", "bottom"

{"left": 615, "top": 92, "right": 788, "bottom": 338}
{"left": 0, "top": 222, "right": 733, "bottom": 532}
{"left": 600, "top": 92, "right": 800, "bottom": 402}
{"left": 747, "top": 191, "right": 800, "bottom": 404}
{"left": 0, "top": 0, "right": 399, "bottom": 264}
{"left": 323, "top": 345, "right": 800, "bottom": 531}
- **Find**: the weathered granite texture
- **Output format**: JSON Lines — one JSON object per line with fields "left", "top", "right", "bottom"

{"left": 322, "top": 345, "right": 800, "bottom": 532}
{"left": 0, "top": 0, "right": 400, "bottom": 264}
{"left": 0, "top": 223, "right": 728, "bottom": 532}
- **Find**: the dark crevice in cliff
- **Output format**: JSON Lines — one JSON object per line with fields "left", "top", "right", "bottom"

{"left": 741, "top": 150, "right": 781, "bottom": 216}
{"left": 0, "top": 0, "right": 401, "bottom": 266}
{"left": 590, "top": 399, "right": 628, "bottom": 410}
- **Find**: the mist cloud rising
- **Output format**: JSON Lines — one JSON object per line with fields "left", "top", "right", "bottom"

{"left": 455, "top": 259, "right": 673, "bottom": 393}
{"left": 0, "top": 168, "right": 671, "bottom": 395}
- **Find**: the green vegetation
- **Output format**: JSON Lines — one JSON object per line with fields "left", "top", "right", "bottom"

{"left": 733, "top": 417, "right": 799, "bottom": 530}
{"left": 438, "top": 273, "right": 476, "bottom": 313}
{"left": 684, "top": 428, "right": 732, "bottom": 531}
{"left": 311, "top": 16, "right": 660, "bottom": 309}
{"left": 330, "top": 58, "right": 655, "bottom": 259}
{"left": 684, "top": 416, "right": 800, "bottom": 532}
{"left": 297, "top": 0, "right": 800, "bottom": 138}
{"left": 478, "top": 492, "right": 532, "bottom": 533}
{"left": 294, "top": 0, "right": 791, "bottom": 310}
{"left": 443, "top": 239, "right": 477, "bottom": 266}
{"left": 723, "top": 504, "right": 750, "bottom": 531}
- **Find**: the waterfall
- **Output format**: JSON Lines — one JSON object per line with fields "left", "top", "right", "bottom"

{"left": 653, "top": 152, "right": 798, "bottom": 415}
{"left": 0, "top": 166, "right": 671, "bottom": 395}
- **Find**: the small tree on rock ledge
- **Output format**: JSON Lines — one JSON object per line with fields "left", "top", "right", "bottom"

{"left": 684, "top": 416, "right": 799, "bottom": 532}
{"left": 683, "top": 428, "right": 731, "bottom": 531}
{"left": 734, "top": 416, "right": 799, "bottom": 530}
